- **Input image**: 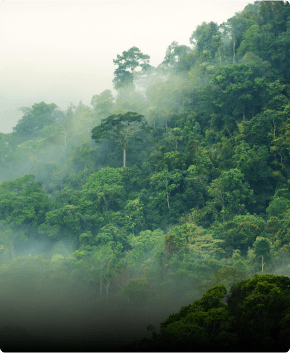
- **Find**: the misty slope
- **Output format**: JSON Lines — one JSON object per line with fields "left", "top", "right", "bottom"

{"left": 0, "top": 1, "right": 290, "bottom": 351}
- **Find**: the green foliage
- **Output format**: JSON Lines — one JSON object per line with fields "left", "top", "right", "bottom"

{"left": 190, "top": 21, "right": 221, "bottom": 60}
{"left": 125, "top": 229, "right": 165, "bottom": 271}
{"left": 13, "top": 102, "right": 61, "bottom": 144}
{"left": 91, "top": 111, "right": 149, "bottom": 167}
{"left": 278, "top": 307, "right": 290, "bottom": 350}
{"left": 81, "top": 167, "right": 123, "bottom": 213}
{"left": 150, "top": 169, "right": 182, "bottom": 210}
{"left": 157, "top": 285, "right": 236, "bottom": 350}
{"left": 252, "top": 236, "right": 272, "bottom": 272}
{"left": 121, "top": 276, "right": 152, "bottom": 304}
{"left": 232, "top": 141, "right": 272, "bottom": 213}
{"left": 4, "top": 5, "right": 290, "bottom": 351}
{"left": 96, "top": 224, "right": 125, "bottom": 246}
{"left": 206, "top": 168, "right": 255, "bottom": 223}
{"left": 134, "top": 274, "right": 290, "bottom": 351}
{"left": 210, "top": 61, "right": 269, "bottom": 125}
{"left": 160, "top": 41, "right": 191, "bottom": 73}
{"left": 198, "top": 267, "right": 248, "bottom": 292}
{"left": 91, "top": 89, "right": 114, "bottom": 118}
{"left": 0, "top": 174, "right": 50, "bottom": 229}
{"left": 167, "top": 127, "right": 184, "bottom": 150}
{"left": 275, "top": 209, "right": 290, "bottom": 247}
{"left": 123, "top": 198, "right": 145, "bottom": 234}
{"left": 113, "top": 46, "right": 150, "bottom": 90}
{"left": 266, "top": 196, "right": 290, "bottom": 219}
{"left": 227, "top": 274, "right": 290, "bottom": 350}
{"left": 51, "top": 240, "right": 71, "bottom": 257}
{"left": 213, "top": 213, "right": 265, "bottom": 256}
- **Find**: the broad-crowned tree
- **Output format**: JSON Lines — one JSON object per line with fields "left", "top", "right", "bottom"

{"left": 91, "top": 111, "right": 150, "bottom": 167}
{"left": 227, "top": 274, "right": 290, "bottom": 351}
{"left": 157, "top": 285, "right": 236, "bottom": 351}
{"left": 13, "top": 102, "right": 61, "bottom": 144}
{"left": 140, "top": 274, "right": 290, "bottom": 351}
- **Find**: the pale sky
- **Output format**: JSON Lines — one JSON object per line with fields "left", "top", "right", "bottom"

{"left": 0, "top": 0, "right": 254, "bottom": 134}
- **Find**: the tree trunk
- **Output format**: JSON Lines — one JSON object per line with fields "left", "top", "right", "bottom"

{"left": 272, "top": 119, "right": 276, "bottom": 139}
{"left": 218, "top": 48, "right": 222, "bottom": 63}
{"left": 261, "top": 255, "right": 265, "bottom": 272}
{"left": 102, "top": 279, "right": 111, "bottom": 303}
{"left": 123, "top": 149, "right": 126, "bottom": 168}
{"left": 102, "top": 195, "right": 108, "bottom": 213}
{"left": 233, "top": 35, "right": 236, "bottom": 64}
{"left": 64, "top": 132, "right": 67, "bottom": 167}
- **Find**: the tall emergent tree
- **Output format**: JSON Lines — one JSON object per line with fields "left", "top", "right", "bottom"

{"left": 113, "top": 46, "right": 150, "bottom": 90}
{"left": 91, "top": 111, "right": 150, "bottom": 167}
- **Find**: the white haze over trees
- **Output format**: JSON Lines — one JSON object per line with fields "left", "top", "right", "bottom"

{"left": 4, "top": 1, "right": 288, "bottom": 352}
{"left": 0, "top": 1, "right": 253, "bottom": 133}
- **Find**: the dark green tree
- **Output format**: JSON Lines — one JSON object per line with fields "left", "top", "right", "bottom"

{"left": 206, "top": 168, "right": 255, "bottom": 223}
{"left": 129, "top": 275, "right": 290, "bottom": 352}
{"left": 0, "top": 174, "right": 50, "bottom": 231}
{"left": 0, "top": 175, "right": 51, "bottom": 258}
{"left": 227, "top": 274, "right": 290, "bottom": 351}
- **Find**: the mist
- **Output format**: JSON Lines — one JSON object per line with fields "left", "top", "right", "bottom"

{"left": 1, "top": 1, "right": 288, "bottom": 352}
{"left": 0, "top": 1, "right": 254, "bottom": 133}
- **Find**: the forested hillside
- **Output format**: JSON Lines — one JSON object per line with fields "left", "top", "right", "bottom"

{"left": 1, "top": 1, "right": 290, "bottom": 351}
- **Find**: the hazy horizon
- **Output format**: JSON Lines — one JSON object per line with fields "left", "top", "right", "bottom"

{"left": 0, "top": 0, "right": 254, "bottom": 133}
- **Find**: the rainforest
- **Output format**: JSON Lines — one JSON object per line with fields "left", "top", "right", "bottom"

{"left": 0, "top": 1, "right": 290, "bottom": 352}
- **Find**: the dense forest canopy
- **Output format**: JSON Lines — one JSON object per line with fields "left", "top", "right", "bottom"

{"left": 1, "top": 1, "right": 290, "bottom": 351}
